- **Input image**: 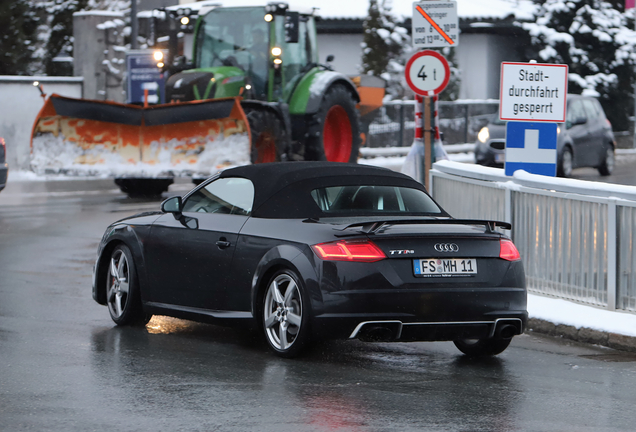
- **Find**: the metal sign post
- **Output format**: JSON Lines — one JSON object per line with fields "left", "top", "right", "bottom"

{"left": 404, "top": 50, "right": 450, "bottom": 188}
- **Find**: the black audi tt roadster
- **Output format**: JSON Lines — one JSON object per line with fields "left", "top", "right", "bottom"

{"left": 93, "top": 162, "right": 527, "bottom": 358}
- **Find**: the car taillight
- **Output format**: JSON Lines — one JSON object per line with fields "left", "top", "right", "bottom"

{"left": 311, "top": 240, "right": 386, "bottom": 263}
{"left": 499, "top": 239, "right": 521, "bottom": 261}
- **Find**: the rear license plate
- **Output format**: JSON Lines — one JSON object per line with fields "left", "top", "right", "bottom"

{"left": 413, "top": 258, "right": 477, "bottom": 277}
{"left": 495, "top": 153, "right": 505, "bottom": 163}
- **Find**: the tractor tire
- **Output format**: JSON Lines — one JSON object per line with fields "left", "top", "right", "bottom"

{"left": 245, "top": 108, "right": 287, "bottom": 164}
{"left": 305, "top": 84, "right": 361, "bottom": 163}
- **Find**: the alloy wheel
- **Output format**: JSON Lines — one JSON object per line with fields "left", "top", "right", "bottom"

{"left": 107, "top": 249, "right": 130, "bottom": 319}
{"left": 561, "top": 148, "right": 573, "bottom": 177}
{"left": 605, "top": 148, "right": 615, "bottom": 173}
{"left": 263, "top": 273, "right": 303, "bottom": 352}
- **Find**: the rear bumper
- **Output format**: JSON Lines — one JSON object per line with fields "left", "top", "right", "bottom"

{"left": 311, "top": 286, "right": 527, "bottom": 341}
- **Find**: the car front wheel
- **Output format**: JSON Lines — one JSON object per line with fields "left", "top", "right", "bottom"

{"left": 106, "top": 244, "right": 151, "bottom": 326}
{"left": 558, "top": 147, "right": 573, "bottom": 177}
{"left": 598, "top": 145, "right": 615, "bottom": 176}
{"left": 262, "top": 270, "right": 310, "bottom": 358}
{"left": 453, "top": 337, "right": 512, "bottom": 357}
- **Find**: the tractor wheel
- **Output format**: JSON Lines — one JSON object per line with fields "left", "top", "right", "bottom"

{"left": 245, "top": 108, "right": 287, "bottom": 164}
{"left": 306, "top": 84, "right": 361, "bottom": 163}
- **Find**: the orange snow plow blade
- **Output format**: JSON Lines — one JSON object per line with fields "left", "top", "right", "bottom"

{"left": 30, "top": 94, "right": 250, "bottom": 176}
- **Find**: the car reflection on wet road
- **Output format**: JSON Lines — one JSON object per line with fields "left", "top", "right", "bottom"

{"left": 1, "top": 178, "right": 636, "bottom": 431}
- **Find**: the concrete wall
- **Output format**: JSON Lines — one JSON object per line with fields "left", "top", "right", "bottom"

{"left": 317, "top": 34, "right": 364, "bottom": 76}
{"left": 0, "top": 77, "right": 83, "bottom": 170}
{"left": 73, "top": 11, "right": 126, "bottom": 102}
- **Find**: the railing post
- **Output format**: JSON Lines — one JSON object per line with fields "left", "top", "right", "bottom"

{"left": 607, "top": 198, "right": 617, "bottom": 311}
{"left": 505, "top": 186, "right": 513, "bottom": 238}
{"left": 398, "top": 101, "right": 405, "bottom": 147}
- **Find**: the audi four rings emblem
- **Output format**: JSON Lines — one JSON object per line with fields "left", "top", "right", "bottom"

{"left": 434, "top": 243, "right": 459, "bottom": 252}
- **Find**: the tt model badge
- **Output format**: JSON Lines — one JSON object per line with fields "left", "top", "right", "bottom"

{"left": 389, "top": 249, "right": 415, "bottom": 255}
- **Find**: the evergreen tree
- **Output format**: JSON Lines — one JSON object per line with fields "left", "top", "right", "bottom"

{"left": 523, "top": 0, "right": 636, "bottom": 130}
{"left": 0, "top": 0, "right": 38, "bottom": 75}
{"left": 361, "top": 1, "right": 408, "bottom": 75}
{"left": 361, "top": 0, "right": 409, "bottom": 98}
{"left": 42, "top": 0, "right": 90, "bottom": 76}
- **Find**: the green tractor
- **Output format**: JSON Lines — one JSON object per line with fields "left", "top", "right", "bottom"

{"left": 162, "top": 2, "right": 384, "bottom": 165}
{"left": 30, "top": 2, "right": 384, "bottom": 197}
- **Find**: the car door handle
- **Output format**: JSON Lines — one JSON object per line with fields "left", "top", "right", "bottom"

{"left": 216, "top": 240, "right": 231, "bottom": 249}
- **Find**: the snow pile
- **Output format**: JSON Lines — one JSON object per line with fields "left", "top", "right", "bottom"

{"left": 528, "top": 294, "right": 636, "bottom": 337}
{"left": 31, "top": 133, "right": 251, "bottom": 178}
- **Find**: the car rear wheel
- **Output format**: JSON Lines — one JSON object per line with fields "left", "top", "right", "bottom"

{"left": 598, "top": 145, "right": 615, "bottom": 176}
{"left": 453, "top": 337, "right": 512, "bottom": 357}
{"left": 106, "top": 245, "right": 151, "bottom": 326}
{"left": 262, "top": 270, "right": 310, "bottom": 358}
{"left": 558, "top": 147, "right": 573, "bottom": 177}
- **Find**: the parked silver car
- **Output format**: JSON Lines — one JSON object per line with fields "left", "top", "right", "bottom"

{"left": 475, "top": 95, "right": 616, "bottom": 177}
{"left": 0, "top": 137, "right": 7, "bottom": 192}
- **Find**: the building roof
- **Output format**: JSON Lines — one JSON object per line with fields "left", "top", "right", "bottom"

{"left": 175, "top": 0, "right": 537, "bottom": 21}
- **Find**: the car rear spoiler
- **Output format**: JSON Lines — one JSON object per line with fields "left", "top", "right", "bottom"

{"left": 337, "top": 218, "right": 512, "bottom": 235}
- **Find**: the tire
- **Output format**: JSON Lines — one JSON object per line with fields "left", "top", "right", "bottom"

{"left": 261, "top": 270, "right": 311, "bottom": 358}
{"left": 598, "top": 145, "right": 615, "bottom": 176}
{"left": 245, "top": 108, "right": 287, "bottom": 164}
{"left": 114, "top": 178, "right": 173, "bottom": 198}
{"left": 557, "top": 146, "right": 573, "bottom": 177}
{"left": 305, "top": 84, "right": 361, "bottom": 163}
{"left": 453, "top": 337, "right": 512, "bottom": 357}
{"left": 106, "top": 245, "right": 151, "bottom": 326}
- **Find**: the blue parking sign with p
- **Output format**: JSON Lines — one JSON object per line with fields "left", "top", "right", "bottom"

{"left": 505, "top": 122, "right": 558, "bottom": 177}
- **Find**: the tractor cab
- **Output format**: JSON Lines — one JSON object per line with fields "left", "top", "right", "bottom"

{"left": 167, "top": 3, "right": 319, "bottom": 103}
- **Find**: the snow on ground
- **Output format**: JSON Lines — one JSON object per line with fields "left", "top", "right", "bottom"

{"left": 6, "top": 147, "right": 636, "bottom": 341}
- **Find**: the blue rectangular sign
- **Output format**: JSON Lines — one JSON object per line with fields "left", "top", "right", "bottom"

{"left": 505, "top": 121, "right": 558, "bottom": 177}
{"left": 126, "top": 51, "right": 165, "bottom": 105}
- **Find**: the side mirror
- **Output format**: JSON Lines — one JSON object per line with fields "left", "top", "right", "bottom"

{"left": 326, "top": 55, "right": 334, "bottom": 63}
{"left": 161, "top": 196, "right": 182, "bottom": 213}
{"left": 566, "top": 120, "right": 572, "bottom": 129}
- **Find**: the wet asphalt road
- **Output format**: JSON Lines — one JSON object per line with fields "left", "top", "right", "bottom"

{"left": 1, "top": 177, "right": 636, "bottom": 431}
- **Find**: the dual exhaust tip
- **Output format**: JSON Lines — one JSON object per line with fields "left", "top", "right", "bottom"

{"left": 355, "top": 321, "right": 520, "bottom": 343}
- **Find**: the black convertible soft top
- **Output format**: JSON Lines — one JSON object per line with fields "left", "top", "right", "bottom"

{"left": 219, "top": 162, "right": 431, "bottom": 218}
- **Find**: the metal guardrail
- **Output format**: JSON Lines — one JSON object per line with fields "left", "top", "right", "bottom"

{"left": 367, "top": 99, "right": 499, "bottom": 147}
{"left": 430, "top": 161, "right": 636, "bottom": 313}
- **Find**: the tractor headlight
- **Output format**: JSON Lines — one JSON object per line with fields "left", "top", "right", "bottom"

{"left": 153, "top": 51, "right": 164, "bottom": 61}
{"left": 477, "top": 127, "right": 489, "bottom": 144}
{"left": 271, "top": 47, "right": 282, "bottom": 57}
{"left": 180, "top": 16, "right": 190, "bottom": 25}
{"left": 264, "top": 14, "right": 273, "bottom": 22}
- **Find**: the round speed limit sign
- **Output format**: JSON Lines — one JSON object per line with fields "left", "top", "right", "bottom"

{"left": 405, "top": 50, "right": 450, "bottom": 96}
